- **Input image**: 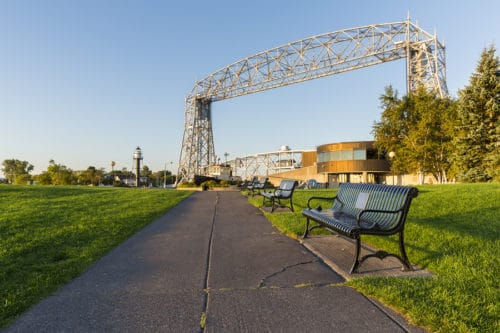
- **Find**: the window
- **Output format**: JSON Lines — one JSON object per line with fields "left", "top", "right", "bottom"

{"left": 338, "top": 173, "right": 349, "bottom": 182}
{"left": 319, "top": 148, "right": 369, "bottom": 161}
{"left": 318, "top": 152, "right": 328, "bottom": 162}
{"left": 354, "top": 149, "right": 366, "bottom": 160}
{"left": 350, "top": 173, "right": 362, "bottom": 183}
{"left": 340, "top": 150, "right": 352, "bottom": 160}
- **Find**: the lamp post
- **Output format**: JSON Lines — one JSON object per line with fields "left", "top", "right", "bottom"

{"left": 110, "top": 161, "right": 116, "bottom": 185}
{"left": 133, "top": 147, "right": 143, "bottom": 187}
{"left": 163, "top": 163, "right": 167, "bottom": 188}
{"left": 170, "top": 161, "right": 173, "bottom": 184}
{"left": 388, "top": 151, "right": 395, "bottom": 185}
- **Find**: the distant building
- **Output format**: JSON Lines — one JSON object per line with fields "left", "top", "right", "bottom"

{"left": 207, "top": 164, "right": 233, "bottom": 181}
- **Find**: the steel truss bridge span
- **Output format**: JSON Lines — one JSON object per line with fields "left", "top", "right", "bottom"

{"left": 228, "top": 149, "right": 305, "bottom": 181}
{"left": 178, "top": 19, "right": 447, "bottom": 183}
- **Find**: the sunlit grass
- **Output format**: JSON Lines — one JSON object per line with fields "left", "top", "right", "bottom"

{"left": 0, "top": 185, "right": 192, "bottom": 328}
{"left": 248, "top": 183, "right": 500, "bottom": 333}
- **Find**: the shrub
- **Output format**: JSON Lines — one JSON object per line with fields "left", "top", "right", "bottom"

{"left": 201, "top": 180, "right": 217, "bottom": 190}
{"left": 177, "top": 182, "right": 197, "bottom": 188}
{"left": 219, "top": 180, "right": 231, "bottom": 187}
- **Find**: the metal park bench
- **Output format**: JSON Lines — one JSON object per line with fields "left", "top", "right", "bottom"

{"left": 240, "top": 176, "right": 258, "bottom": 190}
{"left": 261, "top": 179, "right": 298, "bottom": 212}
{"left": 247, "top": 177, "right": 268, "bottom": 196}
{"left": 302, "top": 183, "right": 418, "bottom": 274}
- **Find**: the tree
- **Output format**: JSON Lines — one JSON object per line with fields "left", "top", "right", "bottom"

{"left": 406, "top": 87, "right": 457, "bottom": 183}
{"left": 77, "top": 166, "right": 104, "bottom": 186}
{"left": 46, "top": 160, "right": 76, "bottom": 185}
{"left": 141, "top": 165, "right": 152, "bottom": 178}
{"left": 372, "top": 86, "right": 408, "bottom": 171}
{"left": 373, "top": 85, "right": 457, "bottom": 183}
{"left": 1, "top": 159, "right": 34, "bottom": 184}
{"left": 35, "top": 172, "right": 52, "bottom": 185}
{"left": 151, "top": 169, "right": 174, "bottom": 187}
{"left": 454, "top": 45, "right": 500, "bottom": 182}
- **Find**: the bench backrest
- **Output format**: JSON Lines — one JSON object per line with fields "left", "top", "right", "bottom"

{"left": 255, "top": 177, "right": 268, "bottom": 188}
{"left": 275, "top": 179, "right": 298, "bottom": 198}
{"left": 332, "top": 183, "right": 418, "bottom": 231}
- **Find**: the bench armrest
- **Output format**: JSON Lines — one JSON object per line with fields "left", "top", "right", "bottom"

{"left": 307, "top": 196, "right": 338, "bottom": 210}
{"left": 262, "top": 186, "right": 278, "bottom": 194}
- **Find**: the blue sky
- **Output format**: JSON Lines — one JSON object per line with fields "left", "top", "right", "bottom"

{"left": 1, "top": 0, "right": 498, "bottom": 176}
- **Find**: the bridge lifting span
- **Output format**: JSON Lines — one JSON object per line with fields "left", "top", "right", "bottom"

{"left": 178, "top": 19, "right": 447, "bottom": 183}
{"left": 228, "top": 148, "right": 304, "bottom": 181}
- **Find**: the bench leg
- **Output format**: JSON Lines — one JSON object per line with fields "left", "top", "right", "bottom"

{"left": 303, "top": 218, "right": 310, "bottom": 238}
{"left": 398, "top": 230, "right": 413, "bottom": 271}
{"left": 349, "top": 238, "right": 362, "bottom": 274}
{"left": 263, "top": 195, "right": 269, "bottom": 208}
{"left": 303, "top": 218, "right": 323, "bottom": 239}
{"left": 278, "top": 197, "right": 294, "bottom": 212}
{"left": 356, "top": 231, "right": 413, "bottom": 272}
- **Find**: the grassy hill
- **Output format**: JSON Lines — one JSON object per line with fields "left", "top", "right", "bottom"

{"left": 0, "top": 185, "right": 192, "bottom": 328}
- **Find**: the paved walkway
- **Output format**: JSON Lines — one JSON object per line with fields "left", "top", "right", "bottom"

{"left": 5, "top": 191, "right": 424, "bottom": 332}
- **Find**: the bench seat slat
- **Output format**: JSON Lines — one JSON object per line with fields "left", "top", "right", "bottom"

{"left": 302, "top": 209, "right": 360, "bottom": 237}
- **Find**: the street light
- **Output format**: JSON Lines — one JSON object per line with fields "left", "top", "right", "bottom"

{"left": 388, "top": 151, "right": 395, "bottom": 185}
{"left": 170, "top": 161, "right": 173, "bottom": 184}
{"left": 110, "top": 161, "right": 116, "bottom": 185}
{"left": 163, "top": 162, "right": 167, "bottom": 188}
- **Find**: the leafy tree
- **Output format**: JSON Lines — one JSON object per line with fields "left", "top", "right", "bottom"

{"left": 151, "top": 169, "right": 175, "bottom": 187}
{"left": 373, "top": 85, "right": 457, "bottom": 183}
{"left": 454, "top": 46, "right": 500, "bottom": 182}
{"left": 46, "top": 160, "right": 76, "bottom": 185}
{"left": 77, "top": 166, "right": 105, "bottom": 186}
{"left": 35, "top": 172, "right": 52, "bottom": 185}
{"left": 1, "top": 159, "right": 34, "bottom": 184}
{"left": 372, "top": 86, "right": 407, "bottom": 170}
{"left": 141, "top": 165, "right": 152, "bottom": 179}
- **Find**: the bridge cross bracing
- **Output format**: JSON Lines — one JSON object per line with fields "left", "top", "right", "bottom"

{"left": 177, "top": 19, "right": 447, "bottom": 183}
{"left": 228, "top": 149, "right": 305, "bottom": 181}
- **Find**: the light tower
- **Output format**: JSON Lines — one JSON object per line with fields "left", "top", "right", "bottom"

{"left": 133, "top": 147, "right": 143, "bottom": 187}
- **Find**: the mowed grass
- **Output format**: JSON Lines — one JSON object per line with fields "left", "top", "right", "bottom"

{"left": 0, "top": 185, "right": 192, "bottom": 328}
{"left": 249, "top": 183, "right": 500, "bottom": 333}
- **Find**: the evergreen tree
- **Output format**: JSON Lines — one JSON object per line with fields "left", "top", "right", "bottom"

{"left": 455, "top": 46, "right": 500, "bottom": 182}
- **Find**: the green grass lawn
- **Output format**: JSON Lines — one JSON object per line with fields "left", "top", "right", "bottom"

{"left": 250, "top": 184, "right": 500, "bottom": 333}
{"left": 0, "top": 185, "right": 192, "bottom": 328}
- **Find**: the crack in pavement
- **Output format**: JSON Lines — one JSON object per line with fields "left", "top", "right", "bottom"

{"left": 204, "top": 283, "right": 343, "bottom": 293}
{"left": 256, "top": 259, "right": 319, "bottom": 289}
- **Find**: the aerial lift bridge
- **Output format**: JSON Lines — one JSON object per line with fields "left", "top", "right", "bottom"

{"left": 177, "top": 18, "right": 447, "bottom": 183}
